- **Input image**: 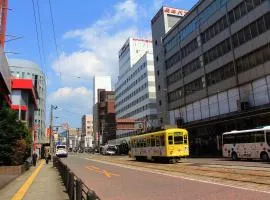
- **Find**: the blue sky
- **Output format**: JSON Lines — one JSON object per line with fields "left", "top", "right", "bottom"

{"left": 6, "top": 0, "right": 198, "bottom": 128}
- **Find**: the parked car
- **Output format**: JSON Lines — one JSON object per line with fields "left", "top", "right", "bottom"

{"left": 106, "top": 147, "right": 117, "bottom": 155}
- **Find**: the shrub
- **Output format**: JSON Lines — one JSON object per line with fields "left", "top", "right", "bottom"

{"left": 0, "top": 105, "right": 32, "bottom": 166}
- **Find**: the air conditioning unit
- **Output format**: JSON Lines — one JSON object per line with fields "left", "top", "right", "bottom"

{"left": 241, "top": 101, "right": 249, "bottom": 110}
{"left": 176, "top": 118, "right": 184, "bottom": 127}
{"left": 237, "top": 100, "right": 249, "bottom": 111}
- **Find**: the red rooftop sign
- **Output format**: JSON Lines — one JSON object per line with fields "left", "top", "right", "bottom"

{"left": 151, "top": 7, "right": 188, "bottom": 25}
{"left": 163, "top": 7, "right": 188, "bottom": 16}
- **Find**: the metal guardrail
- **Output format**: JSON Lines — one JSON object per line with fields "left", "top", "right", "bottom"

{"left": 53, "top": 157, "right": 100, "bottom": 200}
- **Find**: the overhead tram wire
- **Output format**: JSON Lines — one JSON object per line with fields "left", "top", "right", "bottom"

{"left": 48, "top": 0, "right": 62, "bottom": 81}
{"left": 61, "top": 74, "right": 92, "bottom": 81}
{"left": 36, "top": 0, "right": 48, "bottom": 79}
{"left": 31, "top": 0, "right": 45, "bottom": 74}
{"left": 55, "top": 106, "right": 84, "bottom": 117}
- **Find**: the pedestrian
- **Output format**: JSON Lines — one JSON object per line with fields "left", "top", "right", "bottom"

{"left": 32, "top": 152, "right": 37, "bottom": 166}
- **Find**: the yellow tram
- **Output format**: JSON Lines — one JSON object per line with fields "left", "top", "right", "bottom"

{"left": 130, "top": 128, "right": 189, "bottom": 163}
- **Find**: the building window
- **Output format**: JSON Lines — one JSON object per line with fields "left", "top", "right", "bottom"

{"left": 156, "top": 56, "right": 159, "bottom": 62}
{"left": 206, "top": 62, "right": 235, "bottom": 86}
{"left": 181, "top": 38, "right": 198, "bottom": 59}
{"left": 236, "top": 43, "right": 270, "bottom": 73}
{"left": 155, "top": 40, "right": 158, "bottom": 46}
{"left": 167, "top": 69, "right": 182, "bottom": 86}
{"left": 203, "top": 38, "right": 231, "bottom": 65}
{"left": 159, "top": 100, "right": 162, "bottom": 106}
{"left": 168, "top": 88, "right": 183, "bottom": 103}
{"left": 184, "top": 78, "right": 203, "bottom": 95}
{"left": 202, "top": 0, "right": 264, "bottom": 44}
{"left": 165, "top": 51, "right": 180, "bottom": 69}
{"left": 246, "top": 0, "right": 254, "bottom": 12}
{"left": 157, "top": 70, "right": 160, "bottom": 76}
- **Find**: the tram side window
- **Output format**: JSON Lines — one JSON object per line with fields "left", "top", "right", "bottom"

{"left": 168, "top": 136, "right": 173, "bottom": 145}
{"left": 174, "top": 132, "right": 183, "bottom": 144}
{"left": 151, "top": 138, "right": 155, "bottom": 147}
{"left": 160, "top": 136, "right": 165, "bottom": 146}
{"left": 147, "top": 138, "right": 151, "bottom": 147}
{"left": 139, "top": 140, "right": 142, "bottom": 147}
{"left": 144, "top": 139, "right": 147, "bottom": 147}
{"left": 156, "top": 137, "right": 161, "bottom": 146}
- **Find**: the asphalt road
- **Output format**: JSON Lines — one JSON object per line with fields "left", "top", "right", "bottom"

{"left": 61, "top": 155, "right": 270, "bottom": 200}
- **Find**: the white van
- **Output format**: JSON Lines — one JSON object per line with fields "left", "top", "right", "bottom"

{"left": 56, "top": 145, "right": 68, "bottom": 157}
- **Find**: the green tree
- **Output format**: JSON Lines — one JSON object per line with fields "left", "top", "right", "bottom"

{"left": 0, "top": 105, "right": 32, "bottom": 165}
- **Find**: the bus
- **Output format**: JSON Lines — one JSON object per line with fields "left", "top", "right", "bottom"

{"left": 130, "top": 128, "right": 189, "bottom": 163}
{"left": 222, "top": 126, "right": 270, "bottom": 161}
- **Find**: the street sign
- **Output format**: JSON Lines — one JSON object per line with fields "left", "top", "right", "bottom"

{"left": 62, "top": 123, "right": 69, "bottom": 130}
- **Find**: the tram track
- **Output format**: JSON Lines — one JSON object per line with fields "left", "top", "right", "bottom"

{"left": 85, "top": 155, "right": 270, "bottom": 187}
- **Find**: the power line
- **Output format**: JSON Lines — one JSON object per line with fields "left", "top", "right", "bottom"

{"left": 61, "top": 74, "right": 92, "bottom": 81}
{"left": 48, "top": 0, "right": 62, "bottom": 81}
{"left": 36, "top": 0, "right": 48, "bottom": 78}
{"left": 57, "top": 106, "right": 84, "bottom": 117}
{"left": 31, "top": 0, "right": 45, "bottom": 73}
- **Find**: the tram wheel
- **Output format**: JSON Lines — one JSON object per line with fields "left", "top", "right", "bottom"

{"left": 169, "top": 158, "right": 176, "bottom": 164}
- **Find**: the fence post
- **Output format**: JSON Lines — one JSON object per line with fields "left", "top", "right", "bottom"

{"left": 68, "top": 172, "right": 74, "bottom": 199}
{"left": 87, "top": 190, "right": 100, "bottom": 200}
{"left": 53, "top": 158, "right": 100, "bottom": 200}
{"left": 75, "top": 178, "right": 82, "bottom": 200}
{"left": 66, "top": 168, "right": 70, "bottom": 188}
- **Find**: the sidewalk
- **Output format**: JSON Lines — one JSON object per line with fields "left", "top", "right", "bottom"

{"left": 0, "top": 160, "right": 68, "bottom": 200}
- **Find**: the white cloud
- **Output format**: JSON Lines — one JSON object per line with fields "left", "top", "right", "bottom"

{"left": 52, "top": 51, "right": 105, "bottom": 78}
{"left": 48, "top": 87, "right": 92, "bottom": 115}
{"left": 48, "top": 0, "right": 155, "bottom": 127}
{"left": 52, "top": 0, "right": 150, "bottom": 85}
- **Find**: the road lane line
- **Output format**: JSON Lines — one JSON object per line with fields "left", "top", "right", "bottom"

{"left": 103, "top": 170, "right": 112, "bottom": 178}
{"left": 85, "top": 165, "right": 120, "bottom": 178}
{"left": 82, "top": 157, "right": 270, "bottom": 194}
{"left": 90, "top": 165, "right": 100, "bottom": 170}
{"left": 11, "top": 160, "right": 45, "bottom": 200}
{"left": 86, "top": 166, "right": 95, "bottom": 171}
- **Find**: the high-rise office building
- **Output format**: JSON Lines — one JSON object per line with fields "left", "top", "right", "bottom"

{"left": 115, "top": 38, "right": 158, "bottom": 142}
{"left": 92, "top": 76, "right": 112, "bottom": 146}
{"left": 152, "top": 0, "right": 270, "bottom": 154}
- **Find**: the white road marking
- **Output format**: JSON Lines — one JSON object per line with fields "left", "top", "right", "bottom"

{"left": 78, "top": 156, "right": 270, "bottom": 195}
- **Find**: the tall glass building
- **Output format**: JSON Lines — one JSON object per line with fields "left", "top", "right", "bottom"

{"left": 9, "top": 59, "right": 46, "bottom": 144}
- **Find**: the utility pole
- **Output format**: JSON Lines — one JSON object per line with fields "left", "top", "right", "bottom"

{"left": 66, "top": 123, "right": 69, "bottom": 149}
{"left": 49, "top": 105, "right": 57, "bottom": 152}
{"left": 49, "top": 105, "right": 53, "bottom": 151}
